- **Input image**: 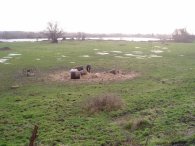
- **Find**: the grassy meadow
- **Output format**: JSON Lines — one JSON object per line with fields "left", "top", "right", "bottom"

{"left": 0, "top": 40, "right": 195, "bottom": 146}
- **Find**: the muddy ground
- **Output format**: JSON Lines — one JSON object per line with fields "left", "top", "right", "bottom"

{"left": 46, "top": 70, "right": 138, "bottom": 83}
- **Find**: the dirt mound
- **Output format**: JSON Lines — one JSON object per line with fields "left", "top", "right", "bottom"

{"left": 45, "top": 70, "right": 138, "bottom": 83}
{"left": 0, "top": 47, "right": 11, "bottom": 51}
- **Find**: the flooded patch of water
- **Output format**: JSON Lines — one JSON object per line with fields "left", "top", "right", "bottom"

{"left": 8, "top": 53, "right": 22, "bottom": 56}
{"left": 93, "top": 49, "right": 99, "bottom": 51}
{"left": 0, "top": 59, "right": 8, "bottom": 63}
{"left": 124, "top": 54, "right": 139, "bottom": 57}
{"left": 179, "top": 54, "right": 184, "bottom": 57}
{"left": 0, "top": 53, "right": 21, "bottom": 63}
{"left": 115, "top": 56, "right": 129, "bottom": 58}
{"left": 111, "top": 51, "right": 122, "bottom": 53}
{"left": 62, "top": 55, "right": 67, "bottom": 57}
{"left": 80, "top": 55, "right": 90, "bottom": 57}
{"left": 3, "top": 56, "right": 12, "bottom": 59}
{"left": 151, "top": 50, "right": 164, "bottom": 53}
{"left": 36, "top": 58, "right": 40, "bottom": 61}
{"left": 70, "top": 62, "right": 75, "bottom": 64}
{"left": 135, "top": 46, "right": 140, "bottom": 49}
{"left": 97, "top": 52, "right": 109, "bottom": 55}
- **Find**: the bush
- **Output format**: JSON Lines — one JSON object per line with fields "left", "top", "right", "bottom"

{"left": 84, "top": 94, "right": 123, "bottom": 113}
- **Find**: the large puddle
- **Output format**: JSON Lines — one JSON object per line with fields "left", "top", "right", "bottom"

{"left": 111, "top": 51, "right": 122, "bottom": 53}
{"left": 125, "top": 54, "right": 139, "bottom": 57}
{"left": 97, "top": 52, "right": 109, "bottom": 55}
{"left": 151, "top": 50, "right": 164, "bottom": 53}
{"left": 115, "top": 56, "right": 129, "bottom": 58}
{"left": 80, "top": 55, "right": 90, "bottom": 57}
{"left": 8, "top": 53, "right": 22, "bottom": 56}
{"left": 0, "top": 53, "right": 22, "bottom": 64}
{"left": 3, "top": 56, "right": 12, "bottom": 59}
{"left": 0, "top": 59, "right": 8, "bottom": 63}
{"left": 94, "top": 46, "right": 168, "bottom": 59}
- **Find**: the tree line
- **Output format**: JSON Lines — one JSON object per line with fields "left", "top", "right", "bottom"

{"left": 0, "top": 22, "right": 194, "bottom": 43}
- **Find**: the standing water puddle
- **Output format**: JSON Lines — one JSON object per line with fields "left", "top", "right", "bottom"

{"left": 151, "top": 50, "right": 164, "bottom": 53}
{"left": 97, "top": 52, "right": 109, "bottom": 55}
{"left": 8, "top": 53, "right": 22, "bottom": 56}
{"left": 125, "top": 54, "right": 140, "bottom": 57}
{"left": 0, "top": 53, "right": 22, "bottom": 64}
{"left": 0, "top": 59, "right": 8, "bottom": 63}
{"left": 111, "top": 51, "right": 122, "bottom": 53}
{"left": 80, "top": 55, "right": 90, "bottom": 57}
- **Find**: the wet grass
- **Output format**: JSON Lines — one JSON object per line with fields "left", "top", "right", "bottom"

{"left": 0, "top": 40, "right": 195, "bottom": 145}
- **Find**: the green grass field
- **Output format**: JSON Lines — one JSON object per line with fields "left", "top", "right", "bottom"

{"left": 0, "top": 40, "right": 195, "bottom": 146}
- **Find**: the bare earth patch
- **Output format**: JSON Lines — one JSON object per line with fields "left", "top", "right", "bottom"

{"left": 45, "top": 70, "right": 138, "bottom": 83}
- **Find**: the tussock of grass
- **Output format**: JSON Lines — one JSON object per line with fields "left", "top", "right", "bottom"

{"left": 125, "top": 118, "right": 151, "bottom": 131}
{"left": 84, "top": 94, "right": 123, "bottom": 113}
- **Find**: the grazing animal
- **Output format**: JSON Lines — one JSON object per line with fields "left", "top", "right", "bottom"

{"left": 86, "top": 65, "right": 91, "bottom": 73}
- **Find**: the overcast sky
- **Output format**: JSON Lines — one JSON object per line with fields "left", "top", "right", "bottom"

{"left": 0, "top": 0, "right": 195, "bottom": 34}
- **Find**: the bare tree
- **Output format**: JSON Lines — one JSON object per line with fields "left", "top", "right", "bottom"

{"left": 76, "top": 32, "right": 86, "bottom": 40}
{"left": 172, "top": 28, "right": 193, "bottom": 43}
{"left": 46, "top": 22, "right": 63, "bottom": 43}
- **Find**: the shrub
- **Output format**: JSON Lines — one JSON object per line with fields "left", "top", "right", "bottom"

{"left": 84, "top": 94, "right": 123, "bottom": 113}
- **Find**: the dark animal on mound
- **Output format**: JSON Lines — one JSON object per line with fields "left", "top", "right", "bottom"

{"left": 86, "top": 65, "right": 91, "bottom": 73}
{"left": 23, "top": 68, "right": 36, "bottom": 77}
{"left": 74, "top": 66, "right": 84, "bottom": 71}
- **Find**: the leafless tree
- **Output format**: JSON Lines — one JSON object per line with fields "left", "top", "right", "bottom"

{"left": 172, "top": 28, "right": 193, "bottom": 43}
{"left": 76, "top": 32, "right": 86, "bottom": 40}
{"left": 46, "top": 22, "right": 63, "bottom": 43}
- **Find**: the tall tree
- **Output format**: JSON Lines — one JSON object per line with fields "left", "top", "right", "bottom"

{"left": 172, "top": 28, "right": 192, "bottom": 43}
{"left": 46, "top": 22, "right": 63, "bottom": 43}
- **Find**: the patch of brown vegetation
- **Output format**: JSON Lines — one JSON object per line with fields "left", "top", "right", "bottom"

{"left": 125, "top": 118, "right": 151, "bottom": 131}
{"left": 83, "top": 94, "right": 123, "bottom": 113}
{"left": 0, "top": 47, "right": 11, "bottom": 51}
{"left": 45, "top": 70, "right": 138, "bottom": 83}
